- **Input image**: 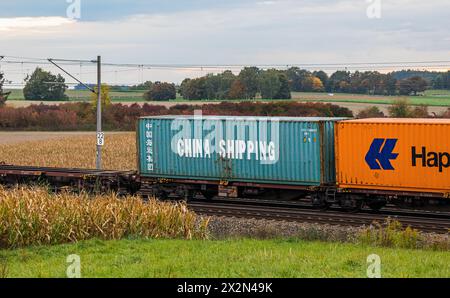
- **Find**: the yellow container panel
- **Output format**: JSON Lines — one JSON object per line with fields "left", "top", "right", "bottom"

{"left": 335, "top": 118, "right": 450, "bottom": 195}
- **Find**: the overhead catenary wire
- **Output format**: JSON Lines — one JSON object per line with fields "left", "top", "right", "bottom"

{"left": 48, "top": 58, "right": 97, "bottom": 93}
{"left": 1, "top": 55, "right": 450, "bottom": 70}
{"left": 1, "top": 54, "right": 449, "bottom": 87}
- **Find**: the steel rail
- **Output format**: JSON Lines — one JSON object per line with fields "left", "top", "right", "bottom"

{"left": 188, "top": 201, "right": 450, "bottom": 234}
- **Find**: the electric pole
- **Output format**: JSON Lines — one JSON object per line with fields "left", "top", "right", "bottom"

{"left": 48, "top": 56, "right": 103, "bottom": 170}
{"left": 96, "top": 56, "right": 102, "bottom": 170}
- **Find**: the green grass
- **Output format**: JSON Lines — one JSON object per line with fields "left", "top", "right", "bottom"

{"left": 0, "top": 238, "right": 448, "bottom": 278}
{"left": 298, "top": 97, "right": 450, "bottom": 106}
{"left": 290, "top": 91, "right": 450, "bottom": 106}
{"left": 5, "top": 89, "right": 450, "bottom": 107}
{"left": 5, "top": 89, "right": 147, "bottom": 102}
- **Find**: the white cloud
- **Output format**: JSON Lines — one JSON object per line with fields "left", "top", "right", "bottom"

{"left": 0, "top": 17, "right": 75, "bottom": 31}
{"left": 0, "top": 0, "right": 449, "bottom": 84}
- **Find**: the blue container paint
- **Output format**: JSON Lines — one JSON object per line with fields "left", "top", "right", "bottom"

{"left": 138, "top": 116, "right": 344, "bottom": 186}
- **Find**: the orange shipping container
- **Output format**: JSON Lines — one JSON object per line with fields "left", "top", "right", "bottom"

{"left": 335, "top": 118, "right": 450, "bottom": 196}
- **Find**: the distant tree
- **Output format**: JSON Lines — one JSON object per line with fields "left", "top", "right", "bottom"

{"left": 285, "top": 67, "right": 311, "bottom": 92}
{"left": 144, "top": 81, "right": 176, "bottom": 101}
{"left": 0, "top": 72, "right": 10, "bottom": 106}
{"left": 204, "top": 73, "right": 221, "bottom": 99}
{"left": 180, "top": 78, "right": 191, "bottom": 99}
{"left": 130, "top": 81, "right": 153, "bottom": 91}
{"left": 23, "top": 67, "right": 68, "bottom": 100}
{"left": 384, "top": 73, "right": 398, "bottom": 95}
{"left": 259, "top": 69, "right": 289, "bottom": 99}
{"left": 432, "top": 75, "right": 444, "bottom": 89}
{"left": 274, "top": 73, "right": 291, "bottom": 99}
{"left": 302, "top": 76, "right": 325, "bottom": 92}
{"left": 238, "top": 67, "right": 260, "bottom": 99}
{"left": 227, "top": 80, "right": 246, "bottom": 99}
{"left": 327, "top": 70, "right": 351, "bottom": 93}
{"left": 312, "top": 71, "right": 328, "bottom": 88}
{"left": 259, "top": 70, "right": 280, "bottom": 99}
{"left": 357, "top": 106, "right": 385, "bottom": 118}
{"left": 409, "top": 76, "right": 428, "bottom": 95}
{"left": 391, "top": 69, "right": 439, "bottom": 82}
{"left": 217, "top": 70, "right": 236, "bottom": 99}
{"left": 181, "top": 77, "right": 208, "bottom": 100}
{"left": 91, "top": 84, "right": 111, "bottom": 110}
{"left": 397, "top": 76, "right": 428, "bottom": 95}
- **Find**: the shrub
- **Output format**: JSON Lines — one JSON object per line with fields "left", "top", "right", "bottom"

{"left": 357, "top": 106, "right": 385, "bottom": 118}
{"left": 0, "top": 101, "right": 353, "bottom": 131}
{"left": 91, "top": 84, "right": 112, "bottom": 110}
{"left": 439, "top": 108, "right": 450, "bottom": 118}
{"left": 411, "top": 105, "right": 429, "bottom": 118}
{"left": 388, "top": 99, "right": 413, "bottom": 117}
{"left": 359, "top": 218, "right": 421, "bottom": 249}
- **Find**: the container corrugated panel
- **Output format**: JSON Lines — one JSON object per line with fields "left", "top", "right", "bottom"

{"left": 138, "top": 116, "right": 344, "bottom": 186}
{"left": 335, "top": 118, "right": 450, "bottom": 195}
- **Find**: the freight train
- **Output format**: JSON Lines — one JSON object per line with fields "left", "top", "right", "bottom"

{"left": 1, "top": 115, "right": 449, "bottom": 211}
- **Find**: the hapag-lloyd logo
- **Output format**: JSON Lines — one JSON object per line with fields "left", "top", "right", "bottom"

{"left": 365, "top": 138, "right": 450, "bottom": 172}
{"left": 170, "top": 113, "right": 280, "bottom": 165}
{"left": 365, "top": 138, "right": 399, "bottom": 170}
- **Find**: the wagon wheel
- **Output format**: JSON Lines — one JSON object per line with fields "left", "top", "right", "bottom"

{"left": 201, "top": 190, "right": 216, "bottom": 200}
{"left": 367, "top": 201, "right": 386, "bottom": 211}
{"left": 343, "top": 199, "right": 363, "bottom": 213}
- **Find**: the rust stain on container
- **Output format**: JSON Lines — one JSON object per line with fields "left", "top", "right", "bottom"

{"left": 335, "top": 118, "right": 450, "bottom": 195}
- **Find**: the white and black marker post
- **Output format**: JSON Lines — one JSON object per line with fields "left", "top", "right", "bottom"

{"left": 96, "top": 55, "right": 102, "bottom": 170}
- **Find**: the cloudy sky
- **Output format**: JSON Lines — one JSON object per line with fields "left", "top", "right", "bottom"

{"left": 0, "top": 0, "right": 449, "bottom": 85}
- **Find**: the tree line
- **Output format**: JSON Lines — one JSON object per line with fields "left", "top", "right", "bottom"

{"left": 177, "top": 67, "right": 438, "bottom": 100}
{"left": 1, "top": 67, "right": 449, "bottom": 103}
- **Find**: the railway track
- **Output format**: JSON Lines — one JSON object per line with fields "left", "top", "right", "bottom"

{"left": 1, "top": 165, "right": 449, "bottom": 233}
{"left": 188, "top": 200, "right": 450, "bottom": 234}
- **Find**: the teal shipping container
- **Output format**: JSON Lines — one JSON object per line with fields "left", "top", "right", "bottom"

{"left": 137, "top": 116, "right": 344, "bottom": 186}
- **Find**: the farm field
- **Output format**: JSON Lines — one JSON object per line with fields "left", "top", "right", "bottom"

{"left": 0, "top": 132, "right": 136, "bottom": 170}
{"left": 5, "top": 89, "right": 147, "bottom": 102}
{"left": 1, "top": 238, "right": 449, "bottom": 278}
{"left": 291, "top": 90, "right": 450, "bottom": 106}
{"left": 0, "top": 131, "right": 126, "bottom": 145}
{"left": 6, "top": 89, "right": 450, "bottom": 107}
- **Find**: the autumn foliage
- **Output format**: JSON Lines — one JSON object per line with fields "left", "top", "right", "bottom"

{"left": 0, "top": 101, "right": 353, "bottom": 131}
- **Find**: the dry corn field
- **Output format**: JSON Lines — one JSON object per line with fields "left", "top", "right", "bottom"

{"left": 0, "top": 133, "right": 136, "bottom": 170}
{"left": 0, "top": 186, "right": 209, "bottom": 248}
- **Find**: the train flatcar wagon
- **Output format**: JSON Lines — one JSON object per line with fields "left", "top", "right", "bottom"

{"left": 137, "top": 115, "right": 345, "bottom": 199}
{"left": 335, "top": 118, "right": 450, "bottom": 207}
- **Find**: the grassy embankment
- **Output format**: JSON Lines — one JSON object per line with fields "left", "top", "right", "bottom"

{"left": 1, "top": 238, "right": 449, "bottom": 278}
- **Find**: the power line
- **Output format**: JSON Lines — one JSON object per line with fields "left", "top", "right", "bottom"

{"left": 2, "top": 55, "right": 450, "bottom": 70}
{"left": 48, "top": 59, "right": 96, "bottom": 93}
